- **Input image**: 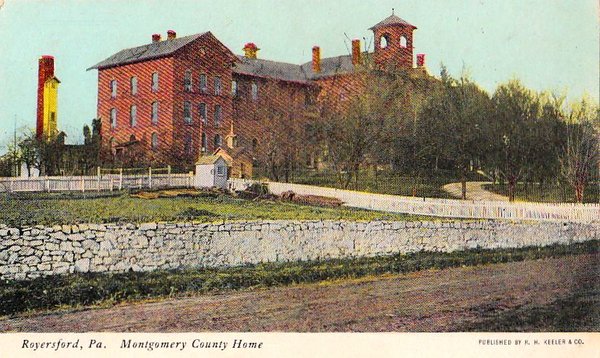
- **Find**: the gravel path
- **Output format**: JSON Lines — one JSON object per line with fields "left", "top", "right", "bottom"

{"left": 1, "top": 254, "right": 596, "bottom": 332}
{"left": 442, "top": 181, "right": 509, "bottom": 201}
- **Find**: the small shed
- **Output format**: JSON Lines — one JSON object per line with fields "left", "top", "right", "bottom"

{"left": 195, "top": 155, "right": 230, "bottom": 189}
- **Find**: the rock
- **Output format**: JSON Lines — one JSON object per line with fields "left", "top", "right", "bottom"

{"left": 22, "top": 256, "right": 40, "bottom": 265}
{"left": 139, "top": 222, "right": 157, "bottom": 231}
{"left": 74, "top": 258, "right": 90, "bottom": 273}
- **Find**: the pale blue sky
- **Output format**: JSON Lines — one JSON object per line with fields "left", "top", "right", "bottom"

{"left": 0, "top": 0, "right": 598, "bottom": 149}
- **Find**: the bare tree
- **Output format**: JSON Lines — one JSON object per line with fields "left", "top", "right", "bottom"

{"left": 560, "top": 97, "right": 599, "bottom": 203}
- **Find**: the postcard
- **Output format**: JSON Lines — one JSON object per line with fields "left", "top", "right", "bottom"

{"left": 0, "top": 0, "right": 598, "bottom": 357}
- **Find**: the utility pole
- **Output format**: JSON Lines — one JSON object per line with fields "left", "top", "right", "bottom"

{"left": 12, "top": 115, "right": 18, "bottom": 177}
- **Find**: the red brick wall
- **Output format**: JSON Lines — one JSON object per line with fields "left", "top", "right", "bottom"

{"left": 97, "top": 56, "right": 175, "bottom": 163}
{"left": 314, "top": 73, "right": 366, "bottom": 113}
{"left": 171, "top": 34, "right": 235, "bottom": 164}
{"left": 373, "top": 25, "right": 415, "bottom": 69}
{"left": 232, "top": 74, "right": 314, "bottom": 158}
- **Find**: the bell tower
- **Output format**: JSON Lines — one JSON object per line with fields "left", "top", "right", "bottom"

{"left": 370, "top": 10, "right": 417, "bottom": 70}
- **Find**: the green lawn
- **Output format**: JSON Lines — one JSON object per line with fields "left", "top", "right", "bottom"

{"left": 484, "top": 183, "right": 599, "bottom": 203}
{"left": 0, "top": 190, "right": 427, "bottom": 227}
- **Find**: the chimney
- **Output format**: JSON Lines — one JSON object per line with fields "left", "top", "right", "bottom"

{"left": 167, "top": 30, "right": 176, "bottom": 40}
{"left": 243, "top": 42, "right": 259, "bottom": 59}
{"left": 312, "top": 46, "right": 321, "bottom": 73}
{"left": 152, "top": 34, "right": 161, "bottom": 43}
{"left": 352, "top": 39, "right": 361, "bottom": 66}
{"left": 36, "top": 55, "right": 55, "bottom": 140}
{"left": 417, "top": 54, "right": 426, "bottom": 68}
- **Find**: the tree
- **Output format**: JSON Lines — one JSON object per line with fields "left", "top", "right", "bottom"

{"left": 416, "top": 68, "right": 493, "bottom": 199}
{"left": 17, "top": 131, "right": 39, "bottom": 177}
{"left": 560, "top": 96, "right": 599, "bottom": 203}
{"left": 490, "top": 79, "right": 541, "bottom": 201}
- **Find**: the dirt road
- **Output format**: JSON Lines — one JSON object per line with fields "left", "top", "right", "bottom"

{"left": 1, "top": 254, "right": 597, "bottom": 332}
{"left": 442, "top": 181, "right": 509, "bottom": 201}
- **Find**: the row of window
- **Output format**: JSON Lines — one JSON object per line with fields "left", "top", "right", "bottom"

{"left": 109, "top": 72, "right": 261, "bottom": 101}
{"left": 113, "top": 133, "right": 259, "bottom": 157}
{"left": 109, "top": 73, "right": 159, "bottom": 98}
{"left": 109, "top": 102, "right": 223, "bottom": 128}
{"left": 114, "top": 132, "right": 223, "bottom": 153}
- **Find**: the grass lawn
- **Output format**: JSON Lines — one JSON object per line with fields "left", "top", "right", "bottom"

{"left": 1, "top": 240, "right": 597, "bottom": 317}
{"left": 484, "top": 183, "right": 599, "bottom": 203}
{"left": 0, "top": 190, "right": 428, "bottom": 227}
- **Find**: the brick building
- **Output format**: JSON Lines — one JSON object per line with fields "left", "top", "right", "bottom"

{"left": 88, "top": 13, "right": 430, "bottom": 176}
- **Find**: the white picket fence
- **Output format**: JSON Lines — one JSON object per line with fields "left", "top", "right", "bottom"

{"left": 229, "top": 179, "right": 600, "bottom": 222}
{"left": 0, "top": 173, "right": 194, "bottom": 193}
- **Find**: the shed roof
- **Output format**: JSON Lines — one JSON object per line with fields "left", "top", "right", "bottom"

{"left": 196, "top": 155, "right": 229, "bottom": 165}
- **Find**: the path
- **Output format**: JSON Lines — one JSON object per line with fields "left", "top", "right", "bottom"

{"left": 442, "top": 181, "right": 509, "bottom": 201}
{"left": 2, "top": 254, "right": 597, "bottom": 332}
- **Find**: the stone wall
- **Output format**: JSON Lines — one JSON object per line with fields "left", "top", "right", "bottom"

{"left": 0, "top": 220, "right": 597, "bottom": 281}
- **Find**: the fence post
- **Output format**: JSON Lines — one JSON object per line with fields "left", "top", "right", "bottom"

{"left": 148, "top": 167, "right": 152, "bottom": 189}
{"left": 81, "top": 177, "right": 85, "bottom": 192}
{"left": 119, "top": 168, "right": 123, "bottom": 191}
{"left": 9, "top": 178, "right": 13, "bottom": 193}
{"left": 110, "top": 178, "right": 114, "bottom": 192}
{"left": 168, "top": 165, "right": 171, "bottom": 175}
{"left": 45, "top": 177, "right": 50, "bottom": 192}
{"left": 97, "top": 166, "right": 101, "bottom": 177}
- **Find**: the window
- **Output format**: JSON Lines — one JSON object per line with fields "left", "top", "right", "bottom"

{"left": 184, "top": 101, "right": 192, "bottom": 123}
{"left": 129, "top": 134, "right": 137, "bottom": 142}
{"left": 214, "top": 105, "right": 222, "bottom": 126}
{"left": 251, "top": 82, "right": 258, "bottom": 101}
{"left": 252, "top": 138, "right": 258, "bottom": 151}
{"left": 110, "top": 108, "right": 117, "bottom": 128}
{"left": 304, "top": 91, "right": 314, "bottom": 106}
{"left": 130, "top": 105, "right": 137, "bottom": 127}
{"left": 151, "top": 132, "right": 158, "bottom": 150}
{"left": 184, "top": 70, "right": 192, "bottom": 92}
{"left": 214, "top": 134, "right": 222, "bottom": 148}
{"left": 198, "top": 103, "right": 207, "bottom": 124}
{"left": 380, "top": 34, "right": 390, "bottom": 49}
{"left": 199, "top": 74, "right": 207, "bottom": 93}
{"left": 151, "top": 101, "right": 159, "bottom": 124}
{"left": 231, "top": 80, "right": 238, "bottom": 96}
{"left": 400, "top": 36, "right": 407, "bottom": 48}
{"left": 216, "top": 166, "right": 224, "bottom": 176}
{"left": 110, "top": 80, "right": 117, "bottom": 98}
{"left": 130, "top": 76, "right": 138, "bottom": 95}
{"left": 214, "top": 76, "right": 221, "bottom": 95}
{"left": 151, "top": 72, "right": 159, "bottom": 92}
{"left": 184, "top": 133, "right": 192, "bottom": 155}
{"left": 201, "top": 133, "right": 207, "bottom": 152}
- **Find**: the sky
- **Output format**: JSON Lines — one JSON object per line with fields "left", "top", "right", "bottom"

{"left": 0, "top": 0, "right": 598, "bottom": 150}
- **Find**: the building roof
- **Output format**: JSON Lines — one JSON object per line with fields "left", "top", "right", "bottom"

{"left": 369, "top": 14, "right": 417, "bottom": 30}
{"left": 196, "top": 155, "right": 229, "bottom": 165}
{"left": 234, "top": 53, "right": 359, "bottom": 83}
{"left": 89, "top": 30, "right": 365, "bottom": 81}
{"left": 234, "top": 56, "right": 311, "bottom": 83}
{"left": 300, "top": 55, "right": 356, "bottom": 79}
{"left": 88, "top": 32, "right": 208, "bottom": 70}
